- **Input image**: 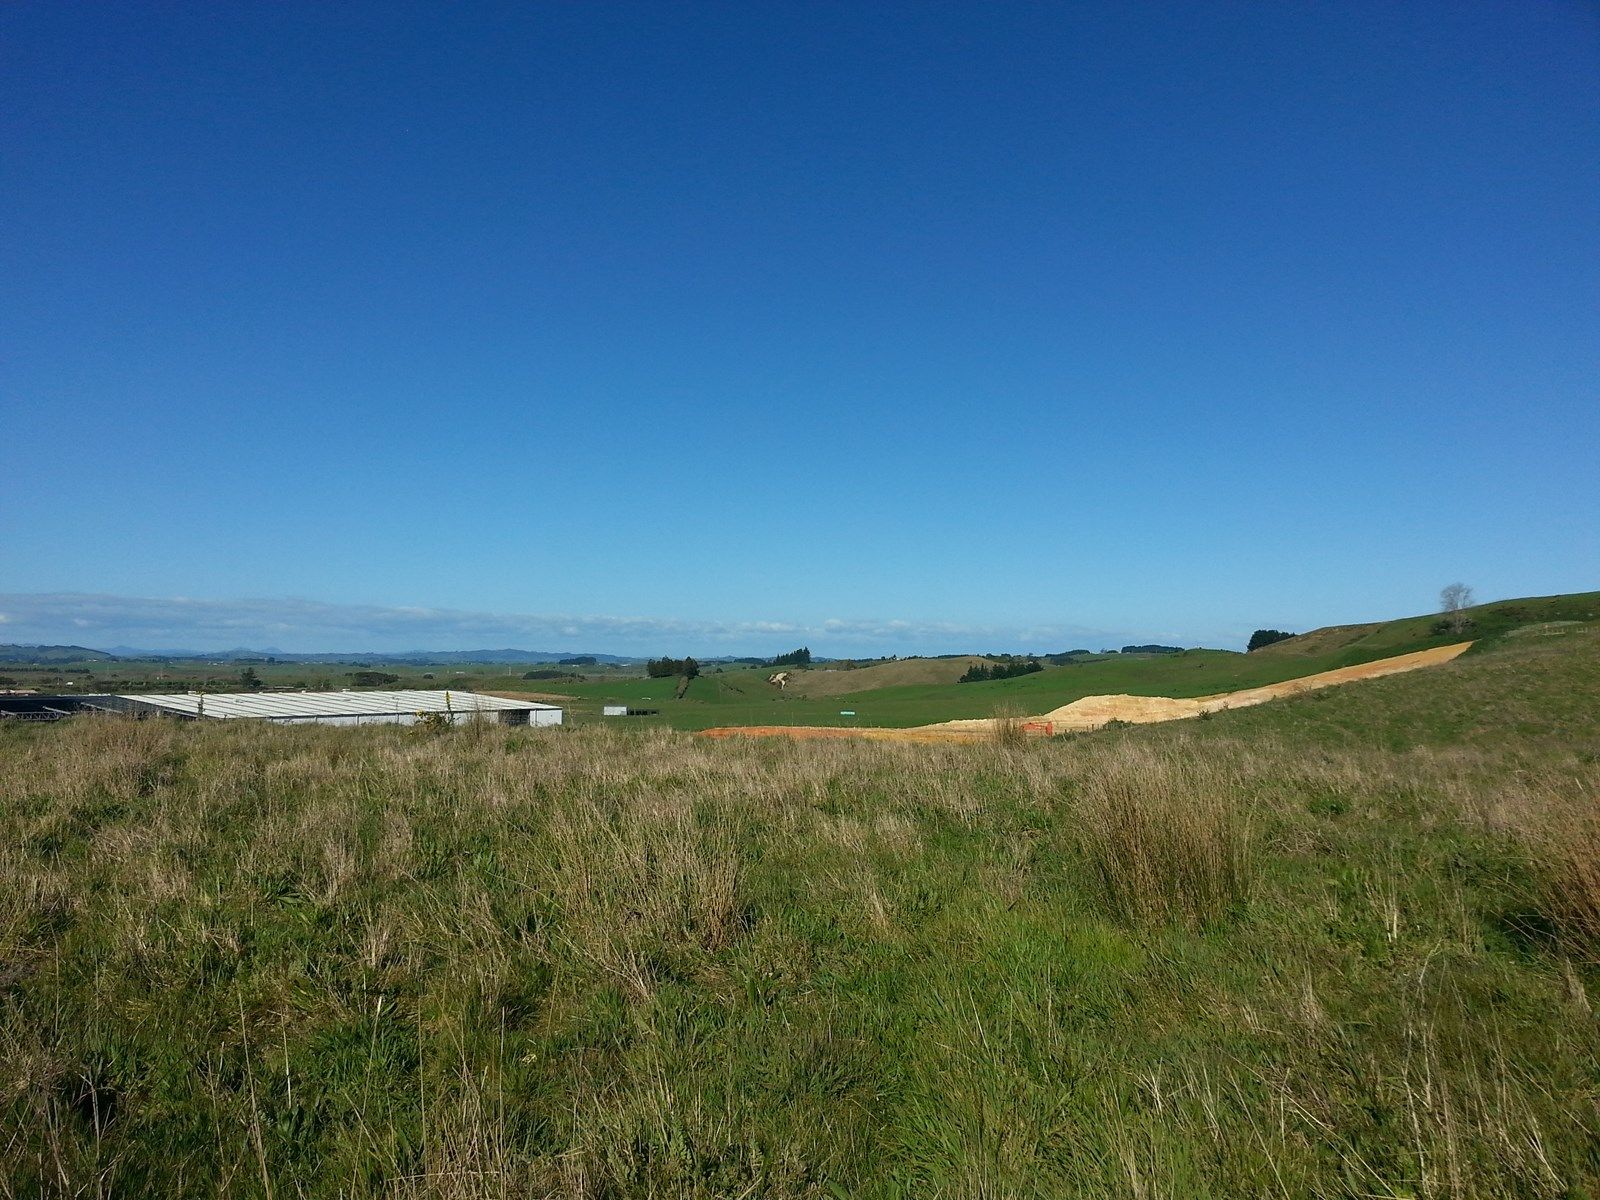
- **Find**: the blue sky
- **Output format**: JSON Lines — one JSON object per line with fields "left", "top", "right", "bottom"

{"left": 3, "top": 2, "right": 1596, "bottom": 655}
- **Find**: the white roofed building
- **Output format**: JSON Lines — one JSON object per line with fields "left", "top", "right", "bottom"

{"left": 102, "top": 690, "right": 562, "bottom": 727}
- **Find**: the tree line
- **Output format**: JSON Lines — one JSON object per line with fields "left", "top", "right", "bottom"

{"left": 646, "top": 656, "right": 700, "bottom": 679}
{"left": 959, "top": 658, "right": 1043, "bottom": 684}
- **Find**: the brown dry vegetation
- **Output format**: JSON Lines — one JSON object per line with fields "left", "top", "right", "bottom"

{"left": 1, "top": 629, "right": 1598, "bottom": 1197}
{"left": 777, "top": 657, "right": 991, "bottom": 698}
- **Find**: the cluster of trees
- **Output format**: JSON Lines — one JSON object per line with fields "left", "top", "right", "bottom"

{"left": 1246, "top": 629, "right": 1296, "bottom": 652}
{"left": 768, "top": 647, "right": 812, "bottom": 667}
{"left": 959, "top": 658, "right": 1044, "bottom": 684}
{"left": 1120, "top": 644, "right": 1183, "bottom": 655}
{"left": 558, "top": 656, "right": 597, "bottom": 666}
{"left": 646, "top": 656, "right": 700, "bottom": 679}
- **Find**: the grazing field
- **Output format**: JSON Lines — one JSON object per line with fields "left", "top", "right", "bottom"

{"left": 2, "top": 624, "right": 1597, "bottom": 1197}
{"left": 704, "top": 642, "right": 1476, "bottom": 743}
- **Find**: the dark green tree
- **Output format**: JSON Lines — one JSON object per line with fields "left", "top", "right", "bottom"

{"left": 1246, "top": 630, "right": 1296, "bottom": 652}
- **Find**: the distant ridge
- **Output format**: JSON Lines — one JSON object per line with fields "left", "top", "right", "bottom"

{"left": 0, "top": 644, "right": 115, "bottom": 663}
{"left": 5, "top": 645, "right": 640, "bottom": 666}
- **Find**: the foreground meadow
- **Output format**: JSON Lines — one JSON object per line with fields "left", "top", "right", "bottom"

{"left": 2, "top": 630, "right": 1598, "bottom": 1197}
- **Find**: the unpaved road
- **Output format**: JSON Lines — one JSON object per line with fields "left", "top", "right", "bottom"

{"left": 698, "top": 642, "right": 1473, "bottom": 744}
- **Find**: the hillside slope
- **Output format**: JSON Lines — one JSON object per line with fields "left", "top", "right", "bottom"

{"left": 778, "top": 656, "right": 991, "bottom": 697}
{"left": 1253, "top": 590, "right": 1599, "bottom": 661}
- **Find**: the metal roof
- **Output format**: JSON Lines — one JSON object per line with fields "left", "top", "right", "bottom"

{"left": 118, "top": 689, "right": 560, "bottom": 720}
{"left": 0, "top": 694, "right": 125, "bottom": 718}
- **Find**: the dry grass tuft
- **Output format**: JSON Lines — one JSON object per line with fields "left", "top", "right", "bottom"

{"left": 1516, "top": 773, "right": 1600, "bottom": 961}
{"left": 1071, "top": 745, "right": 1256, "bottom": 926}
{"left": 990, "top": 705, "right": 1027, "bottom": 749}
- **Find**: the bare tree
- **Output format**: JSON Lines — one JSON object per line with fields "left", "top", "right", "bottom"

{"left": 1439, "top": 582, "right": 1474, "bottom": 635}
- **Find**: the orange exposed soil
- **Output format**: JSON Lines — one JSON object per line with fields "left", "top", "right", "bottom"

{"left": 698, "top": 725, "right": 991, "bottom": 745}
{"left": 697, "top": 642, "right": 1473, "bottom": 744}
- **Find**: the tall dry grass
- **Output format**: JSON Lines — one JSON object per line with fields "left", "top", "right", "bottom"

{"left": 989, "top": 704, "right": 1027, "bottom": 749}
{"left": 2, "top": 706, "right": 1597, "bottom": 1197}
{"left": 1504, "top": 772, "right": 1600, "bottom": 962}
{"left": 1069, "top": 745, "right": 1256, "bottom": 926}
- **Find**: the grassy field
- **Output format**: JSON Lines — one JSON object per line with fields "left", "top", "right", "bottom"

{"left": 2, "top": 621, "right": 1598, "bottom": 1196}
{"left": 525, "top": 652, "right": 1335, "bottom": 730}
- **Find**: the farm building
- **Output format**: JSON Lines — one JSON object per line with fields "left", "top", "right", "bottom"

{"left": 0, "top": 690, "right": 562, "bottom": 727}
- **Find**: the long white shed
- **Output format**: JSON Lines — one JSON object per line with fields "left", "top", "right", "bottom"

{"left": 112, "top": 689, "right": 563, "bottom": 727}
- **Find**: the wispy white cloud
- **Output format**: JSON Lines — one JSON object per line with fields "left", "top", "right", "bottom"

{"left": 0, "top": 592, "right": 1174, "bottom": 655}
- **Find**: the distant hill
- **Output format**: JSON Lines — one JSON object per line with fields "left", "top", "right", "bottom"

{"left": 1251, "top": 591, "right": 1600, "bottom": 662}
{"left": 0, "top": 644, "right": 114, "bottom": 664}
{"left": 780, "top": 656, "right": 995, "bottom": 698}
{"left": 100, "top": 647, "right": 640, "bottom": 665}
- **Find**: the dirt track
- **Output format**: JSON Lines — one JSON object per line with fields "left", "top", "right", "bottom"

{"left": 697, "top": 642, "right": 1473, "bottom": 744}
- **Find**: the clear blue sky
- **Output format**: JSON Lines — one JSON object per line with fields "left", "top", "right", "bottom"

{"left": 3, "top": 2, "right": 1596, "bottom": 654}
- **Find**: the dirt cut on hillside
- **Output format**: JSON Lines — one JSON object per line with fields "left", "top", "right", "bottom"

{"left": 698, "top": 642, "right": 1474, "bottom": 743}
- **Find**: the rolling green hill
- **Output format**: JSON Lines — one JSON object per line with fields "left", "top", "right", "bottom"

{"left": 519, "top": 591, "right": 1596, "bottom": 730}
{"left": 776, "top": 656, "right": 991, "bottom": 696}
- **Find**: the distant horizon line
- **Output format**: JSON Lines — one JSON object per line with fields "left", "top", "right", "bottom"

{"left": 0, "top": 591, "right": 1224, "bottom": 657}
{"left": 2, "top": 639, "right": 1191, "bottom": 663}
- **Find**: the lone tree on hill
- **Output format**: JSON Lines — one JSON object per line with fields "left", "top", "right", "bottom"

{"left": 1439, "top": 582, "right": 1475, "bottom": 635}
